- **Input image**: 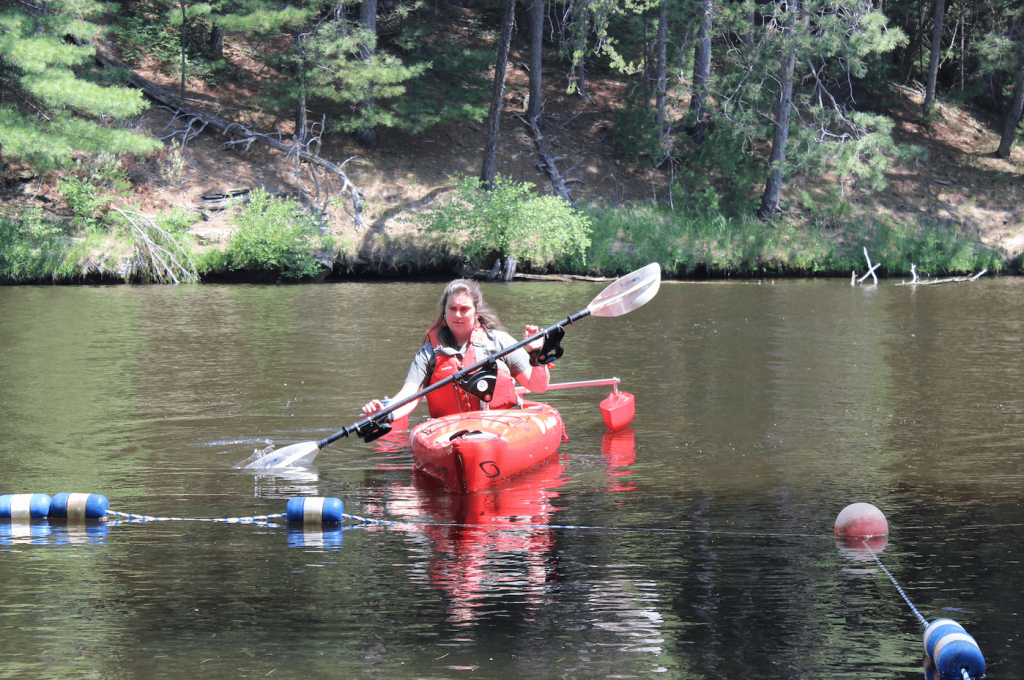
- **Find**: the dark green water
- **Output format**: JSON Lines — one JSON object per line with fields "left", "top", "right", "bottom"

{"left": 2, "top": 279, "right": 1022, "bottom": 679}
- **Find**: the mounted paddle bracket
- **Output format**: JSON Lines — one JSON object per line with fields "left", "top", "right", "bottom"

{"left": 529, "top": 325, "right": 565, "bottom": 366}
{"left": 455, "top": 363, "right": 499, "bottom": 403}
{"left": 355, "top": 418, "right": 392, "bottom": 443}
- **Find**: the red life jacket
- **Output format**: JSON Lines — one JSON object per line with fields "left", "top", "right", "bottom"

{"left": 425, "top": 325, "right": 520, "bottom": 418}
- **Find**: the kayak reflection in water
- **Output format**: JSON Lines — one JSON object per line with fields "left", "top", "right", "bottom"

{"left": 361, "top": 279, "right": 551, "bottom": 422}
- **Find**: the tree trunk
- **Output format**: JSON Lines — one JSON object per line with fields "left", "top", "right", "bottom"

{"left": 209, "top": 25, "right": 223, "bottom": 59}
{"left": 527, "top": 0, "right": 544, "bottom": 123}
{"left": 180, "top": 1, "right": 187, "bottom": 104}
{"left": 575, "top": 60, "right": 586, "bottom": 98}
{"left": 757, "top": 0, "right": 798, "bottom": 220}
{"left": 654, "top": 0, "right": 668, "bottom": 149}
{"left": 690, "top": 0, "right": 713, "bottom": 144}
{"left": 997, "top": 57, "right": 1024, "bottom": 158}
{"left": 923, "top": 0, "right": 945, "bottom": 115}
{"left": 293, "top": 29, "right": 308, "bottom": 147}
{"left": 354, "top": 0, "right": 379, "bottom": 149}
{"left": 480, "top": 0, "right": 518, "bottom": 190}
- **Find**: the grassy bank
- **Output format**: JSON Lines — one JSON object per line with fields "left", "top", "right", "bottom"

{"left": 1, "top": 191, "right": 1009, "bottom": 284}
{"left": 566, "top": 204, "right": 1007, "bottom": 279}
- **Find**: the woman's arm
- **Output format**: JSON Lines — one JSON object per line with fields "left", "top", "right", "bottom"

{"left": 513, "top": 324, "right": 550, "bottom": 393}
{"left": 361, "top": 381, "right": 424, "bottom": 421}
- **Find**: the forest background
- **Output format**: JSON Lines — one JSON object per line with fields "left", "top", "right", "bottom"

{"left": 1, "top": 0, "right": 1023, "bottom": 283}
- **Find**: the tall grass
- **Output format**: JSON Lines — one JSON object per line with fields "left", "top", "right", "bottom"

{"left": 563, "top": 204, "right": 1004, "bottom": 278}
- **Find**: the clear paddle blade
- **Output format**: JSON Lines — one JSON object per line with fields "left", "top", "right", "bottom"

{"left": 241, "top": 441, "right": 320, "bottom": 470}
{"left": 587, "top": 263, "right": 661, "bottom": 318}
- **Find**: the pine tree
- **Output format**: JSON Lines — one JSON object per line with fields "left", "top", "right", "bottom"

{"left": 713, "top": 0, "right": 908, "bottom": 219}
{"left": 923, "top": 0, "right": 946, "bottom": 116}
{"left": 689, "top": 0, "right": 713, "bottom": 144}
{"left": 0, "top": 0, "right": 160, "bottom": 172}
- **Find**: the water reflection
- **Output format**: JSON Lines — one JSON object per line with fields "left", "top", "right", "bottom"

{"left": 0, "top": 519, "right": 108, "bottom": 545}
{"left": 286, "top": 524, "right": 345, "bottom": 549}
{"left": 601, "top": 426, "right": 637, "bottom": 492}
{"left": 0, "top": 520, "right": 51, "bottom": 545}
{"left": 384, "top": 458, "right": 567, "bottom": 624}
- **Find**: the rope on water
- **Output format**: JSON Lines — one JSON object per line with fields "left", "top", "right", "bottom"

{"left": 94, "top": 509, "right": 828, "bottom": 540}
{"left": 107, "top": 510, "right": 285, "bottom": 527}
{"left": 339, "top": 512, "right": 827, "bottom": 539}
{"left": 862, "top": 539, "right": 929, "bottom": 628}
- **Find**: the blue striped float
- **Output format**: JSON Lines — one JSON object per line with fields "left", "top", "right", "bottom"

{"left": 923, "top": 618, "right": 985, "bottom": 679}
{"left": 0, "top": 494, "right": 52, "bottom": 519}
{"left": 286, "top": 497, "right": 344, "bottom": 524}
{"left": 49, "top": 493, "right": 109, "bottom": 520}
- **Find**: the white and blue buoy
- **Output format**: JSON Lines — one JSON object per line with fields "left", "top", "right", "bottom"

{"left": 49, "top": 493, "right": 109, "bottom": 520}
{"left": 286, "top": 497, "right": 344, "bottom": 524}
{"left": 0, "top": 494, "right": 52, "bottom": 519}
{"left": 923, "top": 618, "right": 986, "bottom": 679}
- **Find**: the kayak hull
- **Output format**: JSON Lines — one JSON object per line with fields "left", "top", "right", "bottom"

{"left": 410, "top": 401, "right": 565, "bottom": 493}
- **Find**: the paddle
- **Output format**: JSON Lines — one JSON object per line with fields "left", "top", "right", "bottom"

{"left": 242, "top": 263, "right": 661, "bottom": 470}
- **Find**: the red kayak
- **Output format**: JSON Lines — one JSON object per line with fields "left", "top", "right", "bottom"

{"left": 410, "top": 401, "right": 567, "bottom": 493}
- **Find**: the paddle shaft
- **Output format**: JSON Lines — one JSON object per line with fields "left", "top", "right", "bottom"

{"left": 317, "top": 308, "right": 592, "bottom": 448}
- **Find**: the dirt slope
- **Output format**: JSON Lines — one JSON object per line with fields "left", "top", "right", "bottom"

{"left": 7, "top": 20, "right": 1024, "bottom": 273}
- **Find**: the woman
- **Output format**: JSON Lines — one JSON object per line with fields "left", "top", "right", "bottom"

{"left": 361, "top": 279, "right": 550, "bottom": 422}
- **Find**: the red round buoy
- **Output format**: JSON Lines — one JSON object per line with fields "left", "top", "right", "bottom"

{"left": 834, "top": 502, "right": 888, "bottom": 537}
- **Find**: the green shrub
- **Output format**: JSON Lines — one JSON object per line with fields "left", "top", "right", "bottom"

{"left": 57, "top": 176, "right": 109, "bottom": 231}
{"left": 0, "top": 211, "right": 72, "bottom": 282}
{"left": 225, "top": 190, "right": 326, "bottom": 279}
{"left": 57, "top": 154, "right": 134, "bottom": 232}
{"left": 420, "top": 175, "right": 591, "bottom": 269}
{"left": 156, "top": 207, "right": 199, "bottom": 234}
{"left": 194, "top": 247, "right": 230, "bottom": 274}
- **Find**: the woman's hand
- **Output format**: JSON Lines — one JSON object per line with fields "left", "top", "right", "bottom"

{"left": 361, "top": 399, "right": 385, "bottom": 417}
{"left": 523, "top": 324, "right": 543, "bottom": 352}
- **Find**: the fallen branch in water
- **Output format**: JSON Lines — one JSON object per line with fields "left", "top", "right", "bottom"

{"left": 895, "top": 265, "right": 987, "bottom": 286}
{"left": 856, "top": 247, "right": 881, "bottom": 284}
{"left": 114, "top": 208, "right": 199, "bottom": 284}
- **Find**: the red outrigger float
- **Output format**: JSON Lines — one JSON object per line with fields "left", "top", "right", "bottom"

{"left": 410, "top": 401, "right": 566, "bottom": 493}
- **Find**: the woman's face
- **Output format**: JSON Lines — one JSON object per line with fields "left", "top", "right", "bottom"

{"left": 445, "top": 292, "right": 478, "bottom": 340}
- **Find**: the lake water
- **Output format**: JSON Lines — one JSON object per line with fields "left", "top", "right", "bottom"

{"left": 1, "top": 277, "right": 1022, "bottom": 679}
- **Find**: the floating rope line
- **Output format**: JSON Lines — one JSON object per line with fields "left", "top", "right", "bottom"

{"left": 860, "top": 539, "right": 929, "bottom": 628}
{"left": 340, "top": 512, "right": 829, "bottom": 539}
{"left": 107, "top": 510, "right": 285, "bottom": 527}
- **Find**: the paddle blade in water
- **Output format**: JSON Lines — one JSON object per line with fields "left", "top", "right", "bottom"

{"left": 587, "top": 263, "right": 661, "bottom": 318}
{"left": 241, "top": 441, "right": 321, "bottom": 470}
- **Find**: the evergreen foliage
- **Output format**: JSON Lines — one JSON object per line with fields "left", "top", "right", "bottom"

{"left": 0, "top": 0, "right": 160, "bottom": 171}
{"left": 305, "top": 20, "right": 428, "bottom": 134}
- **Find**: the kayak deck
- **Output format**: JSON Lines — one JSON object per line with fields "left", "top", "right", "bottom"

{"left": 410, "top": 401, "right": 566, "bottom": 493}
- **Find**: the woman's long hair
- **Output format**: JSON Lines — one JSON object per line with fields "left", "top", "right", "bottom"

{"left": 423, "top": 279, "right": 505, "bottom": 344}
